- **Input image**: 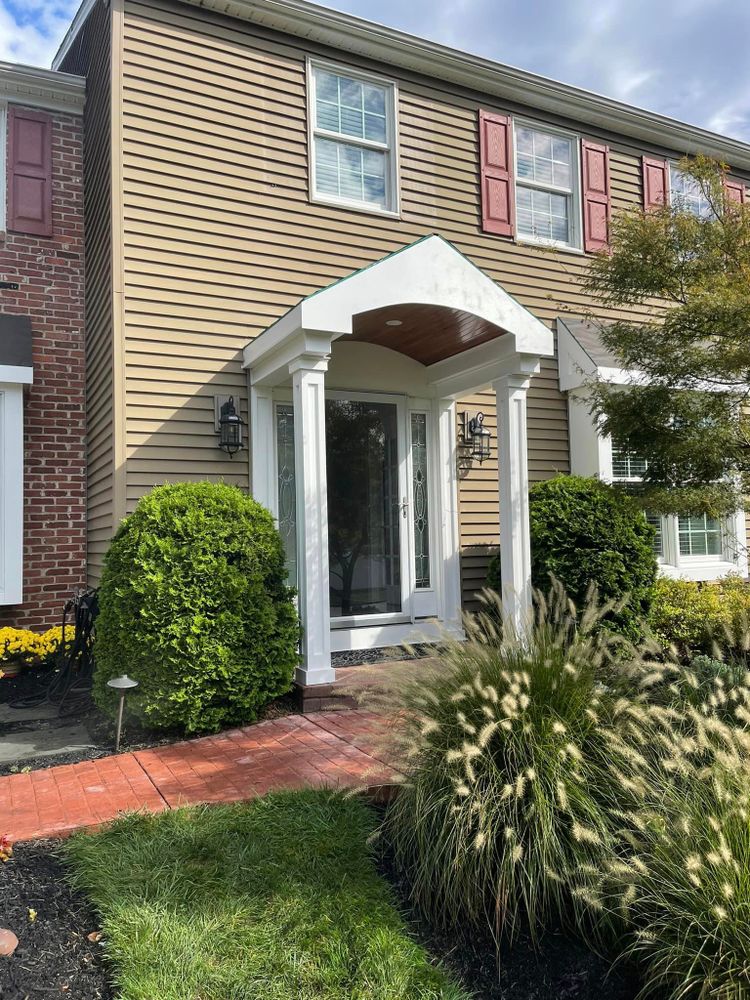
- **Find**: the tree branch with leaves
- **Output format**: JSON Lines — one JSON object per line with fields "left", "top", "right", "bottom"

{"left": 582, "top": 154, "right": 750, "bottom": 516}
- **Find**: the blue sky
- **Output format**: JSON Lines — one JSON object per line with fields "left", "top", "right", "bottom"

{"left": 3, "top": 0, "right": 750, "bottom": 141}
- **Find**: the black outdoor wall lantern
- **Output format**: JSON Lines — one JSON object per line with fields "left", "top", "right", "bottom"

{"left": 218, "top": 396, "right": 244, "bottom": 457}
{"left": 461, "top": 410, "right": 491, "bottom": 464}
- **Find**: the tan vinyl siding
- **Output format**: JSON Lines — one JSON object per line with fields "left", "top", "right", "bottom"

{"left": 60, "top": 1, "right": 114, "bottom": 585}
{"left": 117, "top": 0, "right": 695, "bottom": 605}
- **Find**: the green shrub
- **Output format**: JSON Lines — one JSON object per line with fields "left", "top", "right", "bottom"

{"left": 372, "top": 587, "right": 642, "bottom": 944}
{"left": 485, "top": 552, "right": 501, "bottom": 594}
{"left": 94, "top": 482, "right": 298, "bottom": 734}
{"left": 648, "top": 576, "right": 750, "bottom": 656}
{"left": 527, "top": 475, "right": 657, "bottom": 634}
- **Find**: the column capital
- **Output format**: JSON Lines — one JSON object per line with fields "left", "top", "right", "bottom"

{"left": 288, "top": 353, "right": 329, "bottom": 377}
{"left": 492, "top": 372, "right": 532, "bottom": 394}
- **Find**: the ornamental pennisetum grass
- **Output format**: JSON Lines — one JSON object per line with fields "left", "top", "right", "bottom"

{"left": 601, "top": 762, "right": 750, "bottom": 1000}
{"left": 364, "top": 583, "right": 649, "bottom": 945}
{"left": 591, "top": 648, "right": 750, "bottom": 999}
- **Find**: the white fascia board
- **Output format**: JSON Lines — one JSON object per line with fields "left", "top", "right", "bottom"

{"left": 0, "top": 61, "right": 85, "bottom": 114}
{"left": 0, "top": 365, "right": 33, "bottom": 385}
{"left": 243, "top": 303, "right": 304, "bottom": 368}
{"left": 171, "top": 0, "right": 750, "bottom": 173}
{"left": 52, "top": 0, "right": 97, "bottom": 71}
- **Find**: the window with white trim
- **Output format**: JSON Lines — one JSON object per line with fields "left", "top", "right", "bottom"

{"left": 669, "top": 163, "right": 714, "bottom": 219}
{"left": 514, "top": 122, "right": 581, "bottom": 249}
{"left": 308, "top": 61, "right": 398, "bottom": 215}
{"left": 609, "top": 443, "right": 740, "bottom": 577}
{"left": 611, "top": 444, "right": 665, "bottom": 557}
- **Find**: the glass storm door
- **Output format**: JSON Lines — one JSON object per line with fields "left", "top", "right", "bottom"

{"left": 274, "top": 394, "right": 437, "bottom": 627}
{"left": 326, "top": 395, "right": 410, "bottom": 623}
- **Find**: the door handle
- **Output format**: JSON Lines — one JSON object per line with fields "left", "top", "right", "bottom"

{"left": 400, "top": 496, "right": 408, "bottom": 519}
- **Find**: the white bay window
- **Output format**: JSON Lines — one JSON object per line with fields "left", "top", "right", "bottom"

{"left": 610, "top": 443, "right": 735, "bottom": 575}
{"left": 559, "top": 316, "right": 748, "bottom": 583}
{"left": 308, "top": 59, "right": 398, "bottom": 216}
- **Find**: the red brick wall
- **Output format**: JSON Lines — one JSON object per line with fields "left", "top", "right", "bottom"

{"left": 0, "top": 109, "right": 86, "bottom": 631}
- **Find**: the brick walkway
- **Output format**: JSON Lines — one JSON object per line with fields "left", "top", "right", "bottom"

{"left": 0, "top": 711, "right": 396, "bottom": 843}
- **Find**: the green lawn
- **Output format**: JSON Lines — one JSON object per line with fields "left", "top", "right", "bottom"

{"left": 63, "top": 790, "right": 468, "bottom": 1000}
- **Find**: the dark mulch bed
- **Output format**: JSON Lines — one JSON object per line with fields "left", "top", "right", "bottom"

{"left": 379, "top": 848, "right": 639, "bottom": 1000}
{"left": 0, "top": 841, "right": 111, "bottom": 1000}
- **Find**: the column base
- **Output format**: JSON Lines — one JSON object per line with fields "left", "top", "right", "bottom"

{"left": 295, "top": 663, "right": 337, "bottom": 687}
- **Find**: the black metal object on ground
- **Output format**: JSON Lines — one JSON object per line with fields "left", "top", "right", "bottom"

{"left": 10, "top": 589, "right": 99, "bottom": 718}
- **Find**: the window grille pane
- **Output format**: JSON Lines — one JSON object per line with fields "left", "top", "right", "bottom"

{"left": 410, "top": 413, "right": 431, "bottom": 589}
{"left": 516, "top": 185, "right": 571, "bottom": 243}
{"left": 678, "top": 513, "right": 723, "bottom": 556}
{"left": 670, "top": 166, "right": 714, "bottom": 219}
{"left": 515, "top": 127, "right": 573, "bottom": 189}
{"left": 611, "top": 444, "right": 647, "bottom": 480}
{"left": 645, "top": 512, "right": 664, "bottom": 557}
{"left": 314, "top": 68, "right": 387, "bottom": 145}
{"left": 276, "top": 405, "right": 297, "bottom": 588}
{"left": 314, "top": 137, "right": 387, "bottom": 208}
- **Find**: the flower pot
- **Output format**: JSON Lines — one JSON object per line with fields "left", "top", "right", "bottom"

{"left": 0, "top": 658, "right": 23, "bottom": 679}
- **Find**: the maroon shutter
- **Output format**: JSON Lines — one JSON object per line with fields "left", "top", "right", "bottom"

{"left": 642, "top": 156, "right": 668, "bottom": 210}
{"left": 581, "top": 139, "right": 611, "bottom": 252}
{"left": 724, "top": 177, "right": 746, "bottom": 205}
{"left": 479, "top": 110, "right": 514, "bottom": 236}
{"left": 8, "top": 106, "right": 53, "bottom": 237}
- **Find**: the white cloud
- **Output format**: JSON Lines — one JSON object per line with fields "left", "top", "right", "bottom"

{"left": 0, "top": 0, "right": 79, "bottom": 67}
{"left": 327, "top": 0, "right": 750, "bottom": 142}
{"left": 2, "top": 0, "right": 750, "bottom": 142}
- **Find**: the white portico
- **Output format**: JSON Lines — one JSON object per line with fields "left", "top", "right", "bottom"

{"left": 242, "top": 235, "right": 553, "bottom": 686}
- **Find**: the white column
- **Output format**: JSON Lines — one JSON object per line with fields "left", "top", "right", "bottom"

{"left": 436, "top": 399, "right": 463, "bottom": 635}
{"left": 290, "top": 356, "right": 334, "bottom": 686}
{"left": 249, "top": 384, "right": 275, "bottom": 511}
{"left": 493, "top": 374, "right": 533, "bottom": 636}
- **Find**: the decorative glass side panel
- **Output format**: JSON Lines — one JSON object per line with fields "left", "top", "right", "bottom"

{"left": 410, "top": 413, "right": 431, "bottom": 589}
{"left": 276, "top": 404, "right": 297, "bottom": 588}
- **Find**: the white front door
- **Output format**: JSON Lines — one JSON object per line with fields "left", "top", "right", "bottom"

{"left": 273, "top": 390, "right": 441, "bottom": 643}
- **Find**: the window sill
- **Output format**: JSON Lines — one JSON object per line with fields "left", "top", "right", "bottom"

{"left": 310, "top": 193, "right": 401, "bottom": 221}
{"left": 515, "top": 234, "right": 585, "bottom": 256}
{"left": 658, "top": 559, "right": 742, "bottom": 582}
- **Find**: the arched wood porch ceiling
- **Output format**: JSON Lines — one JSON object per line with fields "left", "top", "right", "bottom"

{"left": 349, "top": 304, "right": 507, "bottom": 367}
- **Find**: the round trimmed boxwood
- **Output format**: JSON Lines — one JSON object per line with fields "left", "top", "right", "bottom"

{"left": 486, "top": 475, "right": 657, "bottom": 632}
{"left": 94, "top": 482, "right": 299, "bottom": 735}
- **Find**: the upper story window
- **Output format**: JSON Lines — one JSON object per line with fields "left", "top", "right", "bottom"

{"left": 514, "top": 122, "right": 581, "bottom": 249}
{"left": 308, "top": 60, "right": 398, "bottom": 216}
{"left": 669, "top": 164, "right": 714, "bottom": 219}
